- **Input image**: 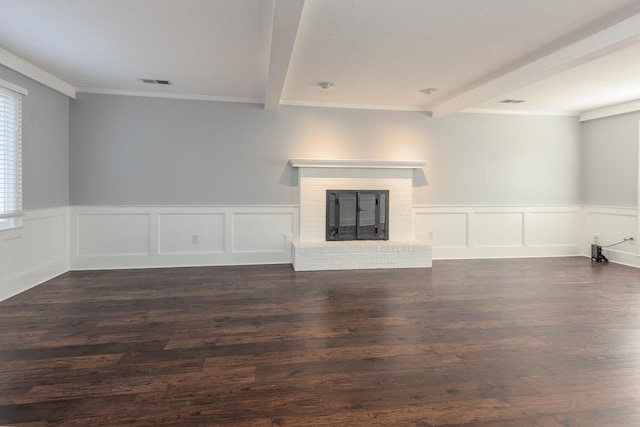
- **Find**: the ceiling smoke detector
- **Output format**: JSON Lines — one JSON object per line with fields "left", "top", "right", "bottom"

{"left": 500, "top": 99, "right": 525, "bottom": 104}
{"left": 316, "top": 81, "right": 334, "bottom": 89}
{"left": 420, "top": 88, "right": 438, "bottom": 95}
{"left": 140, "top": 78, "right": 172, "bottom": 85}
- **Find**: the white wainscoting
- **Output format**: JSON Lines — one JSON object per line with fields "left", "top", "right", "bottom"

{"left": 413, "top": 206, "right": 581, "bottom": 259}
{"left": 70, "top": 206, "right": 298, "bottom": 270}
{"left": 582, "top": 205, "right": 639, "bottom": 267}
{"left": 4, "top": 204, "right": 640, "bottom": 303}
{"left": 0, "top": 206, "right": 69, "bottom": 302}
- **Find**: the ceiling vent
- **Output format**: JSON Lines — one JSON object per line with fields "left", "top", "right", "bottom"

{"left": 420, "top": 88, "right": 438, "bottom": 95}
{"left": 140, "top": 78, "right": 172, "bottom": 85}
{"left": 500, "top": 99, "right": 525, "bottom": 104}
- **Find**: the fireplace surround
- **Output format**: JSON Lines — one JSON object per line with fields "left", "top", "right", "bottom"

{"left": 289, "top": 158, "right": 432, "bottom": 271}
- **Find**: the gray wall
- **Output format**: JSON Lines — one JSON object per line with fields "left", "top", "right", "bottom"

{"left": 426, "top": 113, "right": 580, "bottom": 205}
{"left": 70, "top": 93, "right": 581, "bottom": 206}
{"left": 581, "top": 112, "right": 640, "bottom": 207}
{"left": 0, "top": 66, "right": 69, "bottom": 209}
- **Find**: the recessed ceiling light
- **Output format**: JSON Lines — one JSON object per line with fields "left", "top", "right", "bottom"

{"left": 500, "top": 99, "right": 525, "bottom": 104}
{"left": 420, "top": 88, "right": 438, "bottom": 95}
{"left": 139, "top": 78, "right": 172, "bottom": 85}
{"left": 317, "top": 81, "right": 334, "bottom": 89}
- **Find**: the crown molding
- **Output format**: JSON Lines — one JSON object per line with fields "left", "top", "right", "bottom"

{"left": 463, "top": 108, "right": 578, "bottom": 117}
{"left": 76, "top": 87, "right": 264, "bottom": 104}
{"left": 281, "top": 99, "right": 430, "bottom": 113}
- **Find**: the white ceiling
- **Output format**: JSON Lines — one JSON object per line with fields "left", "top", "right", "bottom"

{"left": 1, "top": 0, "right": 640, "bottom": 117}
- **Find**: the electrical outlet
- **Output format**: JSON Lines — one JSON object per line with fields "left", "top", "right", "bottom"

{"left": 191, "top": 234, "right": 198, "bottom": 244}
{"left": 427, "top": 231, "right": 434, "bottom": 240}
{"left": 592, "top": 234, "right": 599, "bottom": 244}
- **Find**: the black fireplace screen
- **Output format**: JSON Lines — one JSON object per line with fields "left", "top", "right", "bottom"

{"left": 326, "top": 190, "right": 389, "bottom": 241}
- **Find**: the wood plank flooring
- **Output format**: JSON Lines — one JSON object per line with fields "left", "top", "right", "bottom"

{"left": 1, "top": 257, "right": 640, "bottom": 426}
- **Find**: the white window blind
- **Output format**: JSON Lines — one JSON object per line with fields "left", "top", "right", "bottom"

{"left": 0, "top": 84, "right": 23, "bottom": 228}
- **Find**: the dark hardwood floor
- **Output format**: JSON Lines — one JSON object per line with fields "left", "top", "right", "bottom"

{"left": 1, "top": 257, "right": 640, "bottom": 426}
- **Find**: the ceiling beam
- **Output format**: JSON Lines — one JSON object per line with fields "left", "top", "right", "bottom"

{"left": 264, "top": 0, "right": 305, "bottom": 110}
{"left": 431, "top": 11, "right": 640, "bottom": 117}
{"left": 0, "top": 46, "right": 76, "bottom": 98}
{"left": 580, "top": 98, "right": 640, "bottom": 122}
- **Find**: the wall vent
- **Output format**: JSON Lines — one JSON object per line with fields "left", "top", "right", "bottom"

{"left": 140, "top": 78, "right": 172, "bottom": 85}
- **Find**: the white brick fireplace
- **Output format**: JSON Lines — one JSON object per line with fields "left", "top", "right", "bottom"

{"left": 289, "top": 159, "right": 432, "bottom": 271}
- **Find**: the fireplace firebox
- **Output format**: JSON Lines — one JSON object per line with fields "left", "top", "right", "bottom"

{"left": 326, "top": 190, "right": 389, "bottom": 241}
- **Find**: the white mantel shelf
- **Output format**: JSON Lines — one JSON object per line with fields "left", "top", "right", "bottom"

{"left": 289, "top": 158, "right": 426, "bottom": 169}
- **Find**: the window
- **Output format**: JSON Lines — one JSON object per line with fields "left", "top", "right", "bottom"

{"left": 0, "top": 79, "right": 25, "bottom": 230}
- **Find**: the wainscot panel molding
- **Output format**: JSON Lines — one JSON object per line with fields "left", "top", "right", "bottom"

{"left": 70, "top": 206, "right": 299, "bottom": 270}
{"left": 413, "top": 206, "right": 582, "bottom": 260}
{"left": 0, "top": 206, "right": 69, "bottom": 302}
{"left": 582, "top": 205, "right": 639, "bottom": 268}
{"left": 4, "top": 204, "right": 640, "bottom": 302}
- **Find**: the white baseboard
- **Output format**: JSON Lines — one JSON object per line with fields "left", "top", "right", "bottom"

{"left": 0, "top": 207, "right": 69, "bottom": 302}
